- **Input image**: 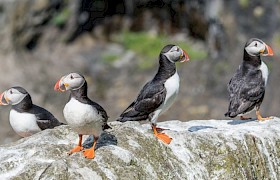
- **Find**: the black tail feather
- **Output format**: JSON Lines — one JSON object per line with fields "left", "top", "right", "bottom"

{"left": 224, "top": 111, "right": 237, "bottom": 118}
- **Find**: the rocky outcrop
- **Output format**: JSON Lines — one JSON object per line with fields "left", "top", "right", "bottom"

{"left": 1, "top": 0, "right": 280, "bottom": 146}
{"left": 1, "top": 118, "right": 280, "bottom": 179}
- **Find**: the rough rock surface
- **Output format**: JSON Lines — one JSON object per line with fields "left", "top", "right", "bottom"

{"left": 1, "top": 118, "right": 280, "bottom": 179}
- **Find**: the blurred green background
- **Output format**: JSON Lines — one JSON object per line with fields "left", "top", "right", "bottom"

{"left": 0, "top": 0, "right": 279, "bottom": 144}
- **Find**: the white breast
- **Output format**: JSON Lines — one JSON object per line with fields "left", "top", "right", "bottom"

{"left": 63, "top": 98, "right": 103, "bottom": 136}
{"left": 163, "top": 71, "right": 180, "bottom": 110}
{"left": 150, "top": 71, "right": 180, "bottom": 124}
{"left": 9, "top": 109, "right": 42, "bottom": 137}
{"left": 259, "top": 61, "right": 269, "bottom": 86}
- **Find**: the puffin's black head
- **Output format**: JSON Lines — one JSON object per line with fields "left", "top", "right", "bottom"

{"left": 244, "top": 38, "right": 273, "bottom": 57}
{"left": 54, "top": 72, "right": 86, "bottom": 92}
{"left": 160, "top": 44, "right": 190, "bottom": 63}
{"left": 0, "top": 86, "right": 30, "bottom": 106}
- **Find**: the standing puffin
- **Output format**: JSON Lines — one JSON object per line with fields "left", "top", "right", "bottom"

{"left": 225, "top": 38, "right": 274, "bottom": 120}
{"left": 54, "top": 72, "right": 110, "bottom": 159}
{"left": 0, "top": 87, "right": 63, "bottom": 137}
{"left": 117, "top": 44, "right": 189, "bottom": 144}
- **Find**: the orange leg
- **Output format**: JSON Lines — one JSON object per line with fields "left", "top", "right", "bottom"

{"left": 83, "top": 137, "right": 98, "bottom": 159}
{"left": 67, "top": 134, "right": 84, "bottom": 155}
{"left": 240, "top": 116, "right": 252, "bottom": 120}
{"left": 152, "top": 124, "right": 172, "bottom": 144}
{"left": 256, "top": 110, "right": 273, "bottom": 121}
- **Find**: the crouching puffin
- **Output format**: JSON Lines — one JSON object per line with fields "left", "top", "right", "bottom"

{"left": 225, "top": 38, "right": 274, "bottom": 121}
{"left": 0, "top": 87, "right": 63, "bottom": 137}
{"left": 54, "top": 72, "right": 110, "bottom": 159}
{"left": 117, "top": 44, "right": 189, "bottom": 144}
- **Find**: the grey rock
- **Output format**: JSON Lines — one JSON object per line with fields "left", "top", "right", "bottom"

{"left": 1, "top": 118, "right": 280, "bottom": 179}
{"left": 113, "top": 51, "right": 136, "bottom": 68}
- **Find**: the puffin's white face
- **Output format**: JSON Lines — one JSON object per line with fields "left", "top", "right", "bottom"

{"left": 162, "top": 45, "right": 189, "bottom": 63}
{"left": 0, "top": 88, "right": 27, "bottom": 105}
{"left": 245, "top": 39, "right": 273, "bottom": 57}
{"left": 55, "top": 73, "right": 85, "bottom": 92}
{"left": 163, "top": 45, "right": 189, "bottom": 63}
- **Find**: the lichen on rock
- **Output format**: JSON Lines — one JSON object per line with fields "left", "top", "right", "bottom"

{"left": 1, "top": 118, "right": 280, "bottom": 179}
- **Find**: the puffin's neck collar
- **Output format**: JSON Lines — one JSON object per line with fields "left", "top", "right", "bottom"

{"left": 243, "top": 49, "right": 261, "bottom": 67}
{"left": 12, "top": 94, "right": 33, "bottom": 112}
{"left": 70, "top": 81, "right": 88, "bottom": 99}
{"left": 71, "top": 80, "right": 86, "bottom": 91}
{"left": 164, "top": 54, "right": 175, "bottom": 63}
{"left": 153, "top": 54, "right": 176, "bottom": 81}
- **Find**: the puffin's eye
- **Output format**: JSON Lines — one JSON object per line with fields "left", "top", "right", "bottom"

{"left": 70, "top": 75, "right": 74, "bottom": 80}
{"left": 10, "top": 90, "right": 13, "bottom": 94}
{"left": 254, "top": 42, "right": 257, "bottom": 47}
{"left": 172, "top": 47, "right": 179, "bottom": 52}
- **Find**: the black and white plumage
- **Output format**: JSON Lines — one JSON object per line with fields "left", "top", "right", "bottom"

{"left": 54, "top": 72, "right": 110, "bottom": 159}
{"left": 225, "top": 38, "right": 274, "bottom": 121}
{"left": 0, "top": 87, "right": 63, "bottom": 137}
{"left": 117, "top": 44, "right": 189, "bottom": 144}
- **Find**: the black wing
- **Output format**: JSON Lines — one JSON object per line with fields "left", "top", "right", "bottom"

{"left": 90, "top": 101, "right": 110, "bottom": 130}
{"left": 226, "top": 66, "right": 265, "bottom": 117}
{"left": 30, "top": 105, "right": 63, "bottom": 130}
{"left": 117, "top": 81, "right": 166, "bottom": 122}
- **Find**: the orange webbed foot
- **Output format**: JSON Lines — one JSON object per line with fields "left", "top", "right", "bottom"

{"left": 83, "top": 148, "right": 95, "bottom": 159}
{"left": 152, "top": 125, "right": 173, "bottom": 144}
{"left": 256, "top": 110, "right": 274, "bottom": 121}
{"left": 67, "top": 146, "right": 83, "bottom": 155}
{"left": 155, "top": 132, "right": 173, "bottom": 144}
{"left": 257, "top": 116, "right": 274, "bottom": 121}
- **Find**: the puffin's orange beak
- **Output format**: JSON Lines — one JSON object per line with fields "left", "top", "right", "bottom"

{"left": 0, "top": 92, "right": 9, "bottom": 105}
{"left": 54, "top": 78, "right": 66, "bottom": 92}
{"left": 262, "top": 44, "right": 274, "bottom": 56}
{"left": 180, "top": 50, "right": 190, "bottom": 62}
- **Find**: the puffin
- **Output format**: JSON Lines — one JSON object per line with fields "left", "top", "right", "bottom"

{"left": 117, "top": 44, "right": 189, "bottom": 144}
{"left": 0, "top": 86, "right": 63, "bottom": 137}
{"left": 225, "top": 38, "right": 274, "bottom": 121}
{"left": 54, "top": 72, "right": 110, "bottom": 159}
